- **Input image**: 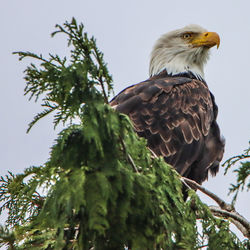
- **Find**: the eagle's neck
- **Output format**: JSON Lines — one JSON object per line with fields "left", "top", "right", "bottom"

{"left": 159, "top": 59, "right": 204, "bottom": 80}
{"left": 149, "top": 47, "right": 210, "bottom": 80}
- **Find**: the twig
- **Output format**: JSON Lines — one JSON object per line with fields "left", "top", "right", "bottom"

{"left": 92, "top": 46, "right": 109, "bottom": 104}
{"left": 209, "top": 205, "right": 250, "bottom": 238}
{"left": 181, "top": 177, "right": 233, "bottom": 211}
{"left": 127, "top": 154, "right": 139, "bottom": 174}
{"left": 120, "top": 138, "right": 139, "bottom": 173}
{"left": 98, "top": 76, "right": 108, "bottom": 104}
{"left": 148, "top": 148, "right": 158, "bottom": 159}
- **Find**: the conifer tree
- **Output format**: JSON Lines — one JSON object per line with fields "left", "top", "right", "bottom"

{"left": 0, "top": 18, "right": 249, "bottom": 249}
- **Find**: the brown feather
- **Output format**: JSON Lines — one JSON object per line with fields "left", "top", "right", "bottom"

{"left": 110, "top": 72, "right": 224, "bottom": 184}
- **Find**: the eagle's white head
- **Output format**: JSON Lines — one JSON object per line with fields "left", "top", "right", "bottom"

{"left": 149, "top": 24, "right": 220, "bottom": 79}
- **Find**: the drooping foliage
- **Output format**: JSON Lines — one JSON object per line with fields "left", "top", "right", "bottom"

{"left": 223, "top": 143, "right": 250, "bottom": 205}
{"left": 0, "top": 18, "right": 247, "bottom": 249}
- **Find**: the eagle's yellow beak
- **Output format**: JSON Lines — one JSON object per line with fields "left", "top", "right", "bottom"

{"left": 191, "top": 32, "right": 220, "bottom": 49}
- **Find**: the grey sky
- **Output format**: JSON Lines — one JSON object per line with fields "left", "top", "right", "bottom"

{"left": 0, "top": 0, "right": 249, "bottom": 240}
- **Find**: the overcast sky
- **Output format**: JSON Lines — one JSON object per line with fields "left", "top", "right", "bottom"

{"left": 0, "top": 0, "right": 249, "bottom": 240}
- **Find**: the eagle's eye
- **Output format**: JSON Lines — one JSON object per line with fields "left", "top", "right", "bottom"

{"left": 182, "top": 33, "right": 192, "bottom": 39}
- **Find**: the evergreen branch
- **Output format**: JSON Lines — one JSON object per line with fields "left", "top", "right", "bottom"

{"left": 13, "top": 51, "right": 60, "bottom": 69}
{"left": 223, "top": 143, "right": 250, "bottom": 204}
{"left": 27, "top": 104, "right": 58, "bottom": 133}
{"left": 14, "top": 18, "right": 113, "bottom": 132}
{"left": 228, "top": 161, "right": 250, "bottom": 204}
{"left": 223, "top": 142, "right": 250, "bottom": 175}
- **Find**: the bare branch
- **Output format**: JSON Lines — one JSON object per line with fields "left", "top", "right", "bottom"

{"left": 181, "top": 177, "right": 233, "bottom": 211}
{"left": 230, "top": 218, "right": 250, "bottom": 239}
{"left": 210, "top": 205, "right": 250, "bottom": 238}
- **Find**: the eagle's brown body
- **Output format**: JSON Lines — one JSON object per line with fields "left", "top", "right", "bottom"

{"left": 110, "top": 71, "right": 224, "bottom": 184}
{"left": 111, "top": 24, "right": 224, "bottom": 184}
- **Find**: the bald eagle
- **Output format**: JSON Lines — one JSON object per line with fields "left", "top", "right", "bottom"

{"left": 110, "top": 24, "right": 225, "bottom": 184}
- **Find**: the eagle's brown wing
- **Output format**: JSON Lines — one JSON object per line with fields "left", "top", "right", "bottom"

{"left": 110, "top": 75, "right": 224, "bottom": 184}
